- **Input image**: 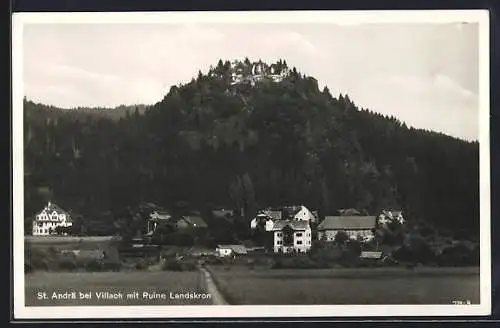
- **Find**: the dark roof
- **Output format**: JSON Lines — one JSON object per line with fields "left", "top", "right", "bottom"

{"left": 262, "top": 210, "right": 282, "bottom": 221}
{"left": 217, "top": 244, "right": 247, "bottom": 254}
{"left": 148, "top": 211, "right": 172, "bottom": 221}
{"left": 318, "top": 216, "right": 376, "bottom": 230}
{"left": 35, "top": 201, "right": 71, "bottom": 221}
{"left": 271, "top": 220, "right": 310, "bottom": 231}
{"left": 182, "top": 215, "right": 208, "bottom": 228}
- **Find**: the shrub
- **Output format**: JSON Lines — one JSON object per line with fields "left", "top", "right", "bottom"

{"left": 272, "top": 257, "right": 318, "bottom": 269}
{"left": 25, "top": 247, "right": 53, "bottom": 272}
{"left": 204, "top": 256, "right": 224, "bottom": 265}
{"left": 437, "top": 242, "right": 479, "bottom": 267}
{"left": 162, "top": 259, "right": 197, "bottom": 271}
{"left": 102, "top": 259, "right": 122, "bottom": 272}
{"left": 181, "top": 260, "right": 198, "bottom": 271}
{"left": 58, "top": 257, "right": 77, "bottom": 271}
{"left": 85, "top": 259, "right": 103, "bottom": 272}
{"left": 134, "top": 260, "right": 149, "bottom": 270}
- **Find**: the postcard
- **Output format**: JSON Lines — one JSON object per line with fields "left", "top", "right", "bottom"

{"left": 12, "top": 9, "right": 491, "bottom": 319}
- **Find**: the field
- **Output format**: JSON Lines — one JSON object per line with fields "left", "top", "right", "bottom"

{"left": 25, "top": 271, "right": 212, "bottom": 306}
{"left": 208, "top": 265, "right": 480, "bottom": 305}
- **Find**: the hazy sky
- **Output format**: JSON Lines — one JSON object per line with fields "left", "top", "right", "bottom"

{"left": 23, "top": 22, "right": 480, "bottom": 140}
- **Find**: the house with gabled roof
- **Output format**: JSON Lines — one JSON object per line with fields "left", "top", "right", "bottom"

{"left": 216, "top": 244, "right": 248, "bottom": 257}
{"left": 144, "top": 205, "right": 173, "bottom": 235}
{"left": 271, "top": 220, "right": 312, "bottom": 254}
{"left": 262, "top": 208, "right": 282, "bottom": 221}
{"left": 317, "top": 216, "right": 377, "bottom": 242}
{"left": 250, "top": 212, "right": 275, "bottom": 231}
{"left": 291, "top": 205, "right": 318, "bottom": 223}
{"left": 378, "top": 210, "right": 405, "bottom": 226}
{"left": 32, "top": 201, "right": 72, "bottom": 236}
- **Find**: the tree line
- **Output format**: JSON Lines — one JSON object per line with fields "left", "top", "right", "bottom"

{"left": 23, "top": 58, "right": 479, "bottom": 240}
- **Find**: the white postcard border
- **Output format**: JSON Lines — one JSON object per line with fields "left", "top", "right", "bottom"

{"left": 12, "top": 9, "right": 491, "bottom": 319}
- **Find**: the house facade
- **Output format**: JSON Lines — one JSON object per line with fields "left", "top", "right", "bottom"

{"left": 250, "top": 213, "right": 275, "bottom": 231}
{"left": 146, "top": 210, "right": 172, "bottom": 235}
{"left": 317, "top": 216, "right": 377, "bottom": 242}
{"left": 216, "top": 244, "right": 247, "bottom": 257}
{"left": 32, "top": 201, "right": 72, "bottom": 236}
{"left": 272, "top": 220, "right": 312, "bottom": 254}
{"left": 378, "top": 210, "right": 405, "bottom": 226}
{"left": 292, "top": 205, "right": 318, "bottom": 223}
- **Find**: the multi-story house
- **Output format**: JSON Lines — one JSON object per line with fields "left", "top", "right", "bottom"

{"left": 32, "top": 201, "right": 72, "bottom": 236}
{"left": 271, "top": 220, "right": 312, "bottom": 254}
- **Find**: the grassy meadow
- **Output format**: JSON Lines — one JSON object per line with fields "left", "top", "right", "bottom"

{"left": 25, "top": 271, "right": 212, "bottom": 306}
{"left": 207, "top": 265, "right": 480, "bottom": 305}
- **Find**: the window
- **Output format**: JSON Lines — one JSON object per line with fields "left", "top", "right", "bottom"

{"left": 277, "top": 240, "right": 282, "bottom": 245}
{"left": 277, "top": 232, "right": 282, "bottom": 237}
{"left": 296, "top": 232, "right": 303, "bottom": 237}
{"left": 296, "top": 240, "right": 303, "bottom": 245}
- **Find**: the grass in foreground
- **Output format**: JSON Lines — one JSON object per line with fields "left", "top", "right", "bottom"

{"left": 208, "top": 265, "right": 480, "bottom": 305}
{"left": 25, "top": 270, "right": 212, "bottom": 306}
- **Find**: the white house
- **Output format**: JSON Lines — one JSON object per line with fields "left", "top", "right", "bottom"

{"left": 292, "top": 205, "right": 318, "bottom": 223}
{"left": 32, "top": 201, "right": 72, "bottom": 236}
{"left": 250, "top": 213, "right": 275, "bottom": 231}
{"left": 378, "top": 210, "right": 405, "bottom": 226}
{"left": 317, "top": 216, "right": 377, "bottom": 242}
{"left": 216, "top": 244, "right": 248, "bottom": 257}
{"left": 271, "top": 220, "right": 312, "bottom": 254}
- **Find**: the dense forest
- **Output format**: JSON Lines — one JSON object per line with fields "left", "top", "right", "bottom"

{"left": 23, "top": 58, "right": 479, "bottom": 239}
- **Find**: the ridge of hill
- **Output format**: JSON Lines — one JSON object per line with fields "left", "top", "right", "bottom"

{"left": 23, "top": 58, "right": 479, "bottom": 239}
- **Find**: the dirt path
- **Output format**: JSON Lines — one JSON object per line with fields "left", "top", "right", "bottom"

{"left": 200, "top": 267, "right": 228, "bottom": 305}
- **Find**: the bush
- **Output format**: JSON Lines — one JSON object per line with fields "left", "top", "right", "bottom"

{"left": 134, "top": 259, "right": 149, "bottom": 270}
{"left": 102, "top": 259, "right": 122, "bottom": 272}
{"left": 162, "top": 258, "right": 197, "bottom": 271}
{"left": 272, "top": 257, "right": 318, "bottom": 269}
{"left": 25, "top": 247, "right": 53, "bottom": 272}
{"left": 437, "top": 242, "right": 479, "bottom": 267}
{"left": 58, "top": 257, "right": 77, "bottom": 271}
{"left": 85, "top": 259, "right": 103, "bottom": 272}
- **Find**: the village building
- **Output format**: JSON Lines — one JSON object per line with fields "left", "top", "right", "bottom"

{"left": 250, "top": 212, "right": 275, "bottom": 231}
{"left": 216, "top": 244, "right": 248, "bottom": 257}
{"left": 271, "top": 220, "right": 312, "bottom": 254}
{"left": 32, "top": 201, "right": 72, "bottom": 236}
{"left": 317, "top": 216, "right": 377, "bottom": 242}
{"left": 378, "top": 210, "right": 405, "bottom": 226}
{"left": 262, "top": 209, "right": 282, "bottom": 221}
{"left": 291, "top": 205, "right": 318, "bottom": 223}
{"left": 145, "top": 209, "right": 172, "bottom": 235}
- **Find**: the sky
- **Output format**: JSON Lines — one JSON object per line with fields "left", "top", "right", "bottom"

{"left": 23, "top": 22, "right": 480, "bottom": 141}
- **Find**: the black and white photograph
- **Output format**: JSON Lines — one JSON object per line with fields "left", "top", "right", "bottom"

{"left": 12, "top": 10, "right": 491, "bottom": 319}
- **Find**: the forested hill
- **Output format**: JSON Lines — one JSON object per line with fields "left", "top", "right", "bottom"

{"left": 23, "top": 58, "right": 479, "bottom": 238}
{"left": 23, "top": 100, "right": 148, "bottom": 122}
